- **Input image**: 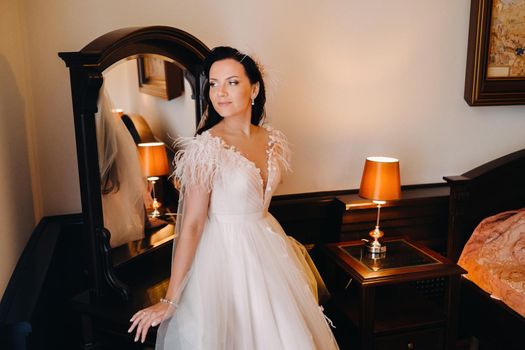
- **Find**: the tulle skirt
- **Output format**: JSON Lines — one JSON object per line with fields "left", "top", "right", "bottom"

{"left": 156, "top": 212, "right": 339, "bottom": 350}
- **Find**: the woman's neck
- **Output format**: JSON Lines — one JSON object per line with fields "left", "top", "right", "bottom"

{"left": 220, "top": 115, "right": 254, "bottom": 136}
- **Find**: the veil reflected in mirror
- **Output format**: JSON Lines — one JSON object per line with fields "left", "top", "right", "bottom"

{"left": 98, "top": 55, "right": 197, "bottom": 248}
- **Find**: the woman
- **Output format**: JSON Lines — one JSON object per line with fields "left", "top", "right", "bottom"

{"left": 129, "top": 47, "right": 339, "bottom": 350}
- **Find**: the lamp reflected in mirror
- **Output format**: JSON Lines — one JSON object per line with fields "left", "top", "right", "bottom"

{"left": 359, "top": 156, "right": 401, "bottom": 255}
{"left": 138, "top": 142, "right": 169, "bottom": 218}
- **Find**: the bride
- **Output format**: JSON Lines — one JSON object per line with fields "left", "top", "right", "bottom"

{"left": 128, "top": 46, "right": 339, "bottom": 350}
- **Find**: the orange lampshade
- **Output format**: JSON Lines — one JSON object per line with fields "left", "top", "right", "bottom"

{"left": 359, "top": 157, "right": 401, "bottom": 201}
{"left": 138, "top": 142, "right": 169, "bottom": 177}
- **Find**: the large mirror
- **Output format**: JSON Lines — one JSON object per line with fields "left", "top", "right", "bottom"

{"left": 59, "top": 26, "right": 210, "bottom": 300}
{"left": 99, "top": 55, "right": 198, "bottom": 276}
{"left": 100, "top": 55, "right": 195, "bottom": 243}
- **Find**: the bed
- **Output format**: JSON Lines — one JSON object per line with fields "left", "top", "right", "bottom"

{"left": 444, "top": 148, "right": 525, "bottom": 350}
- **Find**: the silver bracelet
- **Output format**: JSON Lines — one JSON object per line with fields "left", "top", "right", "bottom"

{"left": 160, "top": 297, "right": 178, "bottom": 307}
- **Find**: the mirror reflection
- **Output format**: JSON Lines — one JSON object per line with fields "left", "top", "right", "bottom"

{"left": 95, "top": 54, "right": 197, "bottom": 249}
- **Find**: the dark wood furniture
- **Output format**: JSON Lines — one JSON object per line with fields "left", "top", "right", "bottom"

{"left": 0, "top": 215, "right": 88, "bottom": 349}
{"left": 0, "top": 182, "right": 449, "bottom": 348}
{"left": 59, "top": 26, "right": 210, "bottom": 302}
{"left": 323, "top": 238, "right": 465, "bottom": 350}
{"left": 57, "top": 26, "right": 210, "bottom": 349}
{"left": 337, "top": 185, "right": 449, "bottom": 254}
{"left": 444, "top": 148, "right": 525, "bottom": 349}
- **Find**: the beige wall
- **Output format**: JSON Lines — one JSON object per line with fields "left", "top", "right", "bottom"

{"left": 103, "top": 58, "right": 197, "bottom": 142}
{"left": 0, "top": 0, "right": 38, "bottom": 298}
{"left": 3, "top": 0, "right": 525, "bottom": 295}
{"left": 23, "top": 0, "right": 524, "bottom": 213}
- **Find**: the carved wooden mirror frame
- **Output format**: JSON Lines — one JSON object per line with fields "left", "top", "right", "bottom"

{"left": 59, "top": 26, "right": 210, "bottom": 300}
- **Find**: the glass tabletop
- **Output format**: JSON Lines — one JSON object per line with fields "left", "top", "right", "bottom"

{"left": 339, "top": 240, "right": 440, "bottom": 271}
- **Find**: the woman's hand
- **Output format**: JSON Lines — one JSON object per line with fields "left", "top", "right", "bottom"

{"left": 128, "top": 302, "right": 170, "bottom": 343}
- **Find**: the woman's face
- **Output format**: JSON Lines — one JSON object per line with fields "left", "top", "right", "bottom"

{"left": 209, "top": 58, "right": 259, "bottom": 119}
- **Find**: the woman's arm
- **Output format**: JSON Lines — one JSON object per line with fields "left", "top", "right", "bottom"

{"left": 164, "top": 184, "right": 210, "bottom": 301}
{"left": 128, "top": 184, "right": 210, "bottom": 343}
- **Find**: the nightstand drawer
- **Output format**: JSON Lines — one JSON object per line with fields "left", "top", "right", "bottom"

{"left": 374, "top": 328, "right": 444, "bottom": 350}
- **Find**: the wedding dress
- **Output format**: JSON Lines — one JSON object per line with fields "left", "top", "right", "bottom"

{"left": 156, "top": 125, "right": 339, "bottom": 350}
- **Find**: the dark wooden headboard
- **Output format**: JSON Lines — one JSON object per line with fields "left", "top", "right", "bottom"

{"left": 444, "top": 148, "right": 525, "bottom": 262}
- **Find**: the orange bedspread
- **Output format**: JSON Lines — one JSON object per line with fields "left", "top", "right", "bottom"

{"left": 458, "top": 208, "right": 525, "bottom": 317}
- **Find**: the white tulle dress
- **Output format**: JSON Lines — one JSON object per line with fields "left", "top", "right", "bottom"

{"left": 156, "top": 125, "right": 339, "bottom": 350}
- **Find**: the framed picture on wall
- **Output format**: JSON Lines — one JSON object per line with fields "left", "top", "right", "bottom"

{"left": 464, "top": 0, "right": 525, "bottom": 106}
{"left": 137, "top": 55, "right": 184, "bottom": 100}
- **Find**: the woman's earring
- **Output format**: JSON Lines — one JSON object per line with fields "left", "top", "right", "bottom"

{"left": 251, "top": 97, "right": 255, "bottom": 106}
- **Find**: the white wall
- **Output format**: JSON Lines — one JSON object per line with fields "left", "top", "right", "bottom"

{"left": 103, "top": 58, "right": 138, "bottom": 115}
{"left": 21, "top": 0, "right": 525, "bottom": 215}
{"left": 0, "top": 0, "right": 38, "bottom": 298}
{"left": 137, "top": 78, "right": 197, "bottom": 142}
{"left": 103, "top": 58, "right": 197, "bottom": 144}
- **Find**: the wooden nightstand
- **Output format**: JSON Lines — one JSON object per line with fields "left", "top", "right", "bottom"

{"left": 322, "top": 238, "right": 465, "bottom": 350}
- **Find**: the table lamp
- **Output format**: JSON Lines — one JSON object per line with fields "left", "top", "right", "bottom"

{"left": 359, "top": 156, "right": 401, "bottom": 254}
{"left": 138, "top": 142, "right": 169, "bottom": 218}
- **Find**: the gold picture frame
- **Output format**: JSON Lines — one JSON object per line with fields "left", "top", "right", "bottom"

{"left": 464, "top": 0, "right": 525, "bottom": 106}
{"left": 137, "top": 55, "right": 184, "bottom": 100}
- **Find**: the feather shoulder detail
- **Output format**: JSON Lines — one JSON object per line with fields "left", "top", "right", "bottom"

{"left": 172, "top": 133, "right": 220, "bottom": 192}
{"left": 264, "top": 124, "right": 292, "bottom": 174}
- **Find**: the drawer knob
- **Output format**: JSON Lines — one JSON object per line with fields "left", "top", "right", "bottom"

{"left": 407, "top": 342, "right": 414, "bottom": 349}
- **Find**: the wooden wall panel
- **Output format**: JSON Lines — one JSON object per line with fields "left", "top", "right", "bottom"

{"left": 338, "top": 185, "right": 449, "bottom": 254}
{"left": 272, "top": 185, "right": 449, "bottom": 255}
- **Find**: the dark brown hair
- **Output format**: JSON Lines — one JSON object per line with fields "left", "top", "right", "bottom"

{"left": 196, "top": 46, "right": 266, "bottom": 134}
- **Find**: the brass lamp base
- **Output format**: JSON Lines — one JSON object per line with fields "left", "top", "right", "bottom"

{"left": 365, "top": 227, "right": 387, "bottom": 254}
{"left": 365, "top": 240, "right": 387, "bottom": 254}
{"left": 150, "top": 198, "right": 161, "bottom": 218}
{"left": 148, "top": 176, "right": 161, "bottom": 218}
{"left": 365, "top": 242, "right": 387, "bottom": 254}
